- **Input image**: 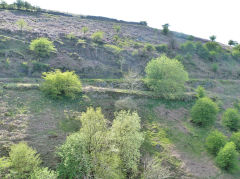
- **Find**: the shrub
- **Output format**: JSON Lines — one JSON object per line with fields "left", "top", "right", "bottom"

{"left": 144, "top": 44, "right": 155, "bottom": 52}
{"left": 140, "top": 21, "right": 147, "bottom": 26}
{"left": 81, "top": 26, "right": 88, "bottom": 36}
{"left": 216, "top": 142, "right": 238, "bottom": 171}
{"left": 29, "top": 37, "right": 56, "bottom": 58}
{"left": 191, "top": 97, "right": 218, "bottom": 126}
{"left": 230, "top": 131, "right": 240, "bottom": 151}
{"left": 222, "top": 108, "right": 240, "bottom": 131}
{"left": 32, "top": 60, "right": 50, "bottom": 72}
{"left": 195, "top": 86, "right": 206, "bottom": 98}
{"left": 40, "top": 69, "right": 82, "bottom": 99}
{"left": 30, "top": 167, "right": 58, "bottom": 179}
{"left": 65, "top": 32, "right": 76, "bottom": 40}
{"left": 175, "top": 54, "right": 184, "bottom": 62}
{"left": 204, "top": 41, "right": 221, "bottom": 52}
{"left": 16, "top": 19, "right": 27, "bottom": 32}
{"left": 9, "top": 142, "right": 41, "bottom": 178}
{"left": 205, "top": 130, "right": 227, "bottom": 155}
{"left": 180, "top": 41, "right": 195, "bottom": 54}
{"left": 115, "top": 97, "right": 137, "bottom": 111}
{"left": 145, "top": 55, "right": 189, "bottom": 98}
{"left": 91, "top": 31, "right": 104, "bottom": 44}
{"left": 195, "top": 42, "right": 209, "bottom": 59}
{"left": 228, "top": 40, "right": 238, "bottom": 46}
{"left": 162, "top": 23, "right": 169, "bottom": 35}
{"left": 211, "top": 63, "right": 218, "bottom": 72}
{"left": 209, "top": 35, "right": 216, "bottom": 42}
{"left": 155, "top": 44, "right": 168, "bottom": 53}
{"left": 57, "top": 133, "right": 91, "bottom": 179}
{"left": 232, "top": 44, "right": 240, "bottom": 59}
{"left": 113, "top": 25, "right": 121, "bottom": 34}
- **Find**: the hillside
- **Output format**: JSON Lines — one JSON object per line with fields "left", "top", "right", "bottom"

{"left": 0, "top": 6, "right": 240, "bottom": 179}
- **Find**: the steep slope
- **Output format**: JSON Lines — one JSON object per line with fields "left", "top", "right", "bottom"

{"left": 0, "top": 8, "right": 240, "bottom": 179}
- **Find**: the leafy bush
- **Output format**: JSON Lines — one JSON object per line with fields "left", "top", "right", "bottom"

{"left": 9, "top": 142, "right": 41, "bottom": 178}
{"left": 222, "top": 108, "right": 240, "bottom": 131}
{"left": 211, "top": 63, "right": 218, "bottom": 72}
{"left": 205, "top": 130, "right": 227, "bottom": 155}
{"left": 140, "top": 21, "right": 147, "bottom": 26}
{"left": 57, "top": 132, "right": 91, "bottom": 179}
{"left": 209, "top": 35, "right": 216, "bottom": 41}
{"left": 91, "top": 31, "right": 104, "bottom": 44}
{"left": 230, "top": 131, "right": 240, "bottom": 152}
{"left": 30, "top": 167, "right": 58, "bottom": 179}
{"left": 29, "top": 37, "right": 56, "bottom": 58}
{"left": 232, "top": 45, "right": 240, "bottom": 59}
{"left": 65, "top": 32, "right": 76, "bottom": 40}
{"left": 180, "top": 41, "right": 195, "bottom": 54}
{"left": 175, "top": 54, "right": 184, "bottom": 62}
{"left": 191, "top": 97, "right": 218, "bottom": 126}
{"left": 32, "top": 60, "right": 50, "bottom": 72}
{"left": 145, "top": 55, "right": 189, "bottom": 98}
{"left": 113, "top": 25, "right": 121, "bottom": 33}
{"left": 115, "top": 97, "right": 137, "bottom": 111}
{"left": 195, "top": 42, "right": 209, "bottom": 59}
{"left": 216, "top": 142, "right": 238, "bottom": 171}
{"left": 195, "top": 86, "right": 206, "bottom": 98}
{"left": 144, "top": 44, "right": 155, "bottom": 52}
{"left": 162, "top": 24, "right": 169, "bottom": 35}
{"left": 111, "top": 110, "right": 144, "bottom": 177}
{"left": 57, "top": 107, "right": 122, "bottom": 178}
{"left": 40, "top": 69, "right": 82, "bottom": 99}
{"left": 81, "top": 26, "right": 88, "bottom": 35}
{"left": 155, "top": 44, "right": 168, "bottom": 53}
{"left": 204, "top": 41, "right": 222, "bottom": 52}
{"left": 16, "top": 19, "right": 27, "bottom": 32}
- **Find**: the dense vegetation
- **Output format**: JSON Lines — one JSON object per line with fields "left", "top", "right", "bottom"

{"left": 40, "top": 69, "right": 82, "bottom": 99}
{"left": 145, "top": 55, "right": 188, "bottom": 98}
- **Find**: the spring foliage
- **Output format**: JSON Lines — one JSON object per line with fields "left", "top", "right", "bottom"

{"left": 191, "top": 97, "right": 218, "bottom": 126}
{"left": 230, "top": 131, "right": 240, "bottom": 152}
{"left": 57, "top": 108, "right": 143, "bottom": 179}
{"left": 40, "top": 69, "right": 82, "bottom": 99}
{"left": 30, "top": 37, "right": 56, "bottom": 57}
{"left": 145, "top": 55, "right": 188, "bottom": 98}
{"left": 216, "top": 142, "right": 238, "bottom": 171}
{"left": 222, "top": 108, "right": 240, "bottom": 131}
{"left": 205, "top": 130, "right": 227, "bottom": 155}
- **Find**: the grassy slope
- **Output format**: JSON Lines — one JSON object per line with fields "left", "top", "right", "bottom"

{"left": 0, "top": 8, "right": 240, "bottom": 178}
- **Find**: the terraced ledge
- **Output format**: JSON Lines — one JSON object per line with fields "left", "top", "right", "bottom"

{"left": 1, "top": 82, "right": 196, "bottom": 101}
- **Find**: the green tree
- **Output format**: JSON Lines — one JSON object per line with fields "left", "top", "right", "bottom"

{"left": 40, "top": 69, "right": 82, "bottom": 99}
{"left": 111, "top": 110, "right": 144, "bottom": 178}
{"left": 57, "top": 108, "right": 122, "bottom": 179}
{"left": 228, "top": 40, "right": 238, "bottom": 46}
{"left": 155, "top": 44, "right": 168, "bottom": 53}
{"left": 216, "top": 142, "right": 238, "bottom": 171}
{"left": 222, "top": 108, "right": 240, "bottom": 131}
{"left": 16, "top": 19, "right": 27, "bottom": 32}
{"left": 145, "top": 55, "right": 189, "bottom": 98}
{"left": 81, "top": 26, "right": 88, "bottom": 37}
{"left": 114, "top": 25, "right": 121, "bottom": 34}
{"left": 230, "top": 131, "right": 240, "bottom": 152}
{"left": 29, "top": 37, "right": 56, "bottom": 58}
{"left": 205, "top": 130, "right": 227, "bottom": 155}
{"left": 191, "top": 97, "right": 218, "bottom": 126}
{"left": 9, "top": 142, "right": 41, "bottom": 178}
{"left": 162, "top": 23, "right": 169, "bottom": 35}
{"left": 195, "top": 86, "right": 206, "bottom": 98}
{"left": 30, "top": 168, "right": 58, "bottom": 179}
{"left": 209, "top": 35, "right": 216, "bottom": 41}
{"left": 91, "top": 31, "right": 104, "bottom": 44}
